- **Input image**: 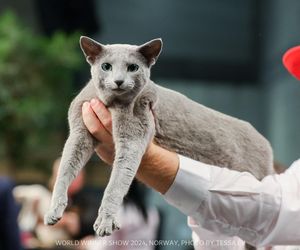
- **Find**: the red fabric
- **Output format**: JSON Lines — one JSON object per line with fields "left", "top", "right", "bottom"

{"left": 282, "top": 46, "right": 300, "bottom": 80}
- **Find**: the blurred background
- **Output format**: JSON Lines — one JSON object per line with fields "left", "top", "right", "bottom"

{"left": 1, "top": 0, "right": 300, "bottom": 249}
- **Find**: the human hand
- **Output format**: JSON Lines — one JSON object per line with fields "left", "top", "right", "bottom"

{"left": 82, "top": 98, "right": 179, "bottom": 194}
{"left": 82, "top": 99, "right": 115, "bottom": 165}
{"left": 82, "top": 98, "right": 156, "bottom": 165}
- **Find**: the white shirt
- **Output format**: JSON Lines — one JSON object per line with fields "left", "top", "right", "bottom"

{"left": 164, "top": 155, "right": 300, "bottom": 249}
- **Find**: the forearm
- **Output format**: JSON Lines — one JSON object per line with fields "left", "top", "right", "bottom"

{"left": 138, "top": 143, "right": 179, "bottom": 194}
{"left": 159, "top": 154, "right": 300, "bottom": 247}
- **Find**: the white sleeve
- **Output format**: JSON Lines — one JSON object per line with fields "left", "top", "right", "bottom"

{"left": 163, "top": 155, "right": 300, "bottom": 247}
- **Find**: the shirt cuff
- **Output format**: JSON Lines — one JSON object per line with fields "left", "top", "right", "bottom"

{"left": 163, "top": 154, "right": 211, "bottom": 215}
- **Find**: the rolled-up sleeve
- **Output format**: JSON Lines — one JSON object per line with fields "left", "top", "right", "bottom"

{"left": 164, "top": 155, "right": 300, "bottom": 247}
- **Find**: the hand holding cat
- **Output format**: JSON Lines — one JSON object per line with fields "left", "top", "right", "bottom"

{"left": 82, "top": 98, "right": 115, "bottom": 165}
{"left": 82, "top": 98, "right": 157, "bottom": 166}
{"left": 82, "top": 98, "right": 179, "bottom": 194}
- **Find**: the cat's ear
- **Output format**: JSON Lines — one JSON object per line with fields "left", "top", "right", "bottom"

{"left": 80, "top": 36, "right": 104, "bottom": 65}
{"left": 138, "top": 38, "right": 163, "bottom": 66}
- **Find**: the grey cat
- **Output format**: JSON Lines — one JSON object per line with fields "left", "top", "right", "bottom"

{"left": 44, "top": 36, "right": 273, "bottom": 239}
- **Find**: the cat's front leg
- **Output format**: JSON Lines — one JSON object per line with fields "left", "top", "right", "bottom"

{"left": 93, "top": 138, "right": 150, "bottom": 236}
{"left": 93, "top": 108, "right": 155, "bottom": 236}
{"left": 44, "top": 128, "right": 94, "bottom": 225}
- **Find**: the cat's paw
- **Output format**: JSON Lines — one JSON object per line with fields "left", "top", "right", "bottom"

{"left": 93, "top": 212, "right": 120, "bottom": 237}
{"left": 44, "top": 203, "right": 67, "bottom": 225}
{"left": 44, "top": 210, "right": 62, "bottom": 225}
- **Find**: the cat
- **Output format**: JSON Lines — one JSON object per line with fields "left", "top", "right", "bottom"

{"left": 44, "top": 36, "right": 273, "bottom": 240}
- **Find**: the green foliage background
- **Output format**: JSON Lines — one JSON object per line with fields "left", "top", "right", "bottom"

{"left": 0, "top": 11, "right": 83, "bottom": 171}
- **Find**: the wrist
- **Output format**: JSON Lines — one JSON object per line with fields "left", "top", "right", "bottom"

{"left": 141, "top": 142, "right": 157, "bottom": 163}
{"left": 138, "top": 142, "right": 179, "bottom": 194}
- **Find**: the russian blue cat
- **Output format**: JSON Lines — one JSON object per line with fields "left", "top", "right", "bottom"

{"left": 44, "top": 37, "right": 273, "bottom": 240}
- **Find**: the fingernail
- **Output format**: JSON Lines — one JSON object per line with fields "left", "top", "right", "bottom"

{"left": 83, "top": 102, "right": 89, "bottom": 109}
{"left": 91, "top": 98, "right": 97, "bottom": 105}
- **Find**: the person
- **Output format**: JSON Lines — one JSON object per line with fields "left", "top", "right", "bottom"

{"left": 0, "top": 177, "right": 22, "bottom": 250}
{"left": 81, "top": 98, "right": 300, "bottom": 249}
{"left": 13, "top": 158, "right": 83, "bottom": 248}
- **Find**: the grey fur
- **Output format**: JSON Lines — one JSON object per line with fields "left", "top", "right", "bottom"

{"left": 44, "top": 37, "right": 273, "bottom": 240}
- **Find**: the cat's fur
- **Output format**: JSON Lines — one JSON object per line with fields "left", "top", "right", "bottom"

{"left": 44, "top": 37, "right": 273, "bottom": 240}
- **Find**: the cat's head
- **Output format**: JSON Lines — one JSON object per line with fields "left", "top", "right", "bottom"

{"left": 80, "top": 36, "right": 162, "bottom": 103}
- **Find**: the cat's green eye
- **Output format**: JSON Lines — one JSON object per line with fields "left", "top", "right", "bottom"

{"left": 101, "top": 63, "right": 112, "bottom": 71}
{"left": 127, "top": 64, "right": 139, "bottom": 72}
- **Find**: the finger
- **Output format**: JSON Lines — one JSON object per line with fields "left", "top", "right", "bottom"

{"left": 82, "top": 102, "right": 112, "bottom": 142}
{"left": 90, "top": 98, "right": 112, "bottom": 133}
{"left": 94, "top": 144, "right": 114, "bottom": 165}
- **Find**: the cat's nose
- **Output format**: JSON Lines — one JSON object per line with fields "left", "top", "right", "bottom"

{"left": 114, "top": 80, "right": 124, "bottom": 87}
